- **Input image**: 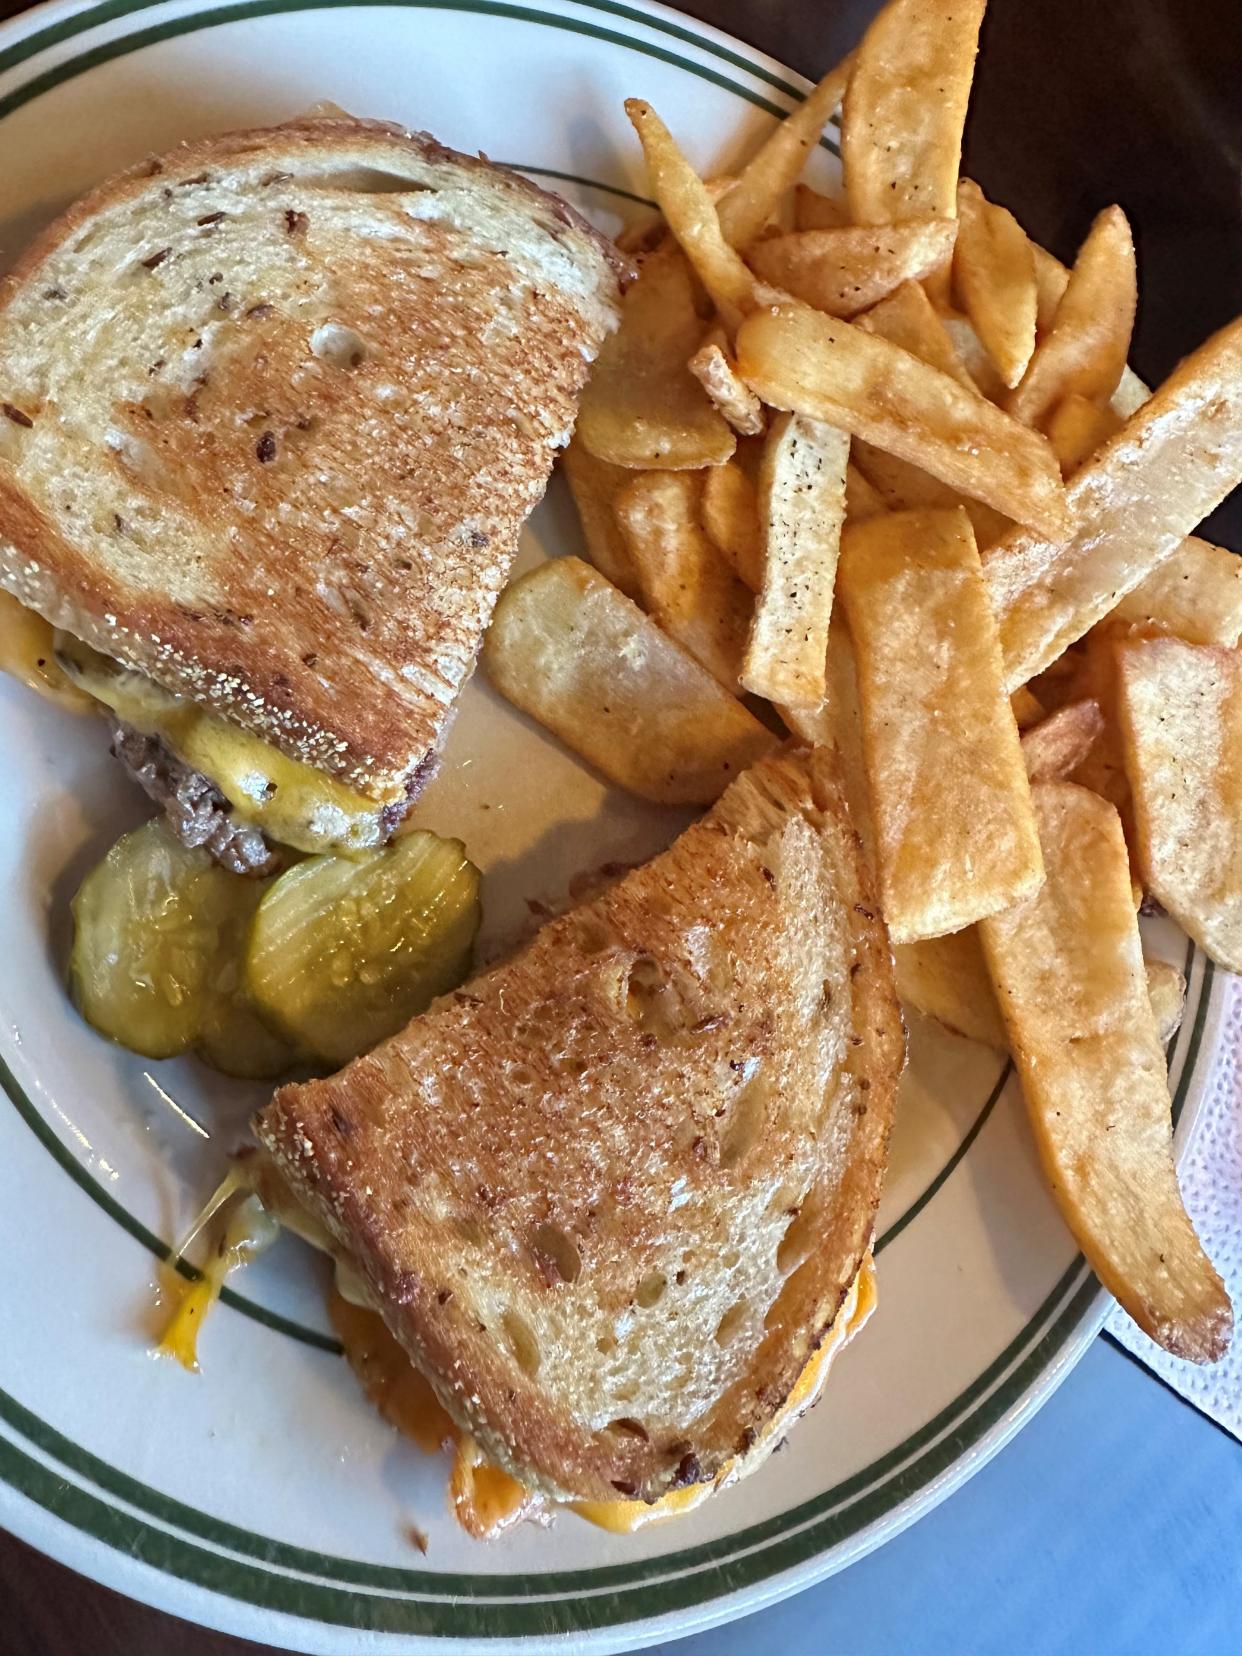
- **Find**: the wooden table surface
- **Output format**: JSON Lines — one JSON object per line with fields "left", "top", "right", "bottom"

{"left": 1, "top": 0, "right": 1238, "bottom": 1651}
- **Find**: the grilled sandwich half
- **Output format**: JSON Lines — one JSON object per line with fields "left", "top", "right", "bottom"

{"left": 0, "top": 115, "right": 625, "bottom": 870}
{"left": 252, "top": 746, "right": 905, "bottom": 1518}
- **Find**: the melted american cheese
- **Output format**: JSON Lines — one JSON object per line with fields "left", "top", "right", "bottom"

{"left": 53, "top": 630, "right": 394, "bottom": 854}
{"left": 159, "top": 1163, "right": 877, "bottom": 1539}
{"left": 0, "top": 592, "right": 94, "bottom": 712}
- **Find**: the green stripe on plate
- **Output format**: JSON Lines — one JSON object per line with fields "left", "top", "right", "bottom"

{"left": 0, "top": 1049, "right": 340, "bottom": 1353}
{"left": 0, "top": 0, "right": 1218, "bottom": 1635}
{"left": 0, "top": 943, "right": 1210, "bottom": 1603}
{"left": 0, "top": 0, "right": 839, "bottom": 157}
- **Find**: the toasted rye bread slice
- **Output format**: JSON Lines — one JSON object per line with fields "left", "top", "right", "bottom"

{"left": 255, "top": 746, "right": 904, "bottom": 1503}
{"left": 0, "top": 117, "right": 624, "bottom": 800}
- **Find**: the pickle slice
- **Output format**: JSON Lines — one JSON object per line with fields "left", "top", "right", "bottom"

{"left": 245, "top": 831, "right": 481, "bottom": 1068}
{"left": 70, "top": 820, "right": 258, "bottom": 1058}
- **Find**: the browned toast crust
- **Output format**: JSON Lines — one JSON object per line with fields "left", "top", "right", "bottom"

{"left": 256, "top": 747, "right": 904, "bottom": 1502}
{"left": 0, "top": 117, "right": 625, "bottom": 798}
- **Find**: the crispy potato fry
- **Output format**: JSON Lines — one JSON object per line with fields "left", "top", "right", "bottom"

{"left": 898, "top": 929, "right": 1187, "bottom": 1055}
{"left": 793, "top": 183, "right": 847, "bottom": 232}
{"left": 845, "top": 461, "right": 888, "bottom": 522}
{"left": 1117, "top": 637, "right": 1242, "bottom": 971}
{"left": 842, "top": 0, "right": 986, "bottom": 227}
{"left": 780, "top": 618, "right": 877, "bottom": 872}
{"left": 688, "top": 328, "right": 766, "bottom": 435}
{"left": 1007, "top": 207, "right": 1137, "bottom": 427}
{"left": 748, "top": 219, "right": 958, "bottom": 319}
{"left": 626, "top": 100, "right": 757, "bottom": 332}
{"left": 850, "top": 441, "right": 1011, "bottom": 548}
{"left": 983, "top": 315, "right": 1242, "bottom": 690}
{"left": 701, "top": 460, "right": 764, "bottom": 590}
{"left": 838, "top": 508, "right": 1043, "bottom": 942}
{"left": 559, "top": 438, "right": 641, "bottom": 598}
{"left": 614, "top": 470, "right": 752, "bottom": 688}
{"left": 1010, "top": 686, "right": 1045, "bottom": 729}
{"left": 743, "top": 413, "right": 849, "bottom": 705}
{"left": 980, "top": 782, "right": 1231, "bottom": 1362}
{"left": 1100, "top": 536, "right": 1242, "bottom": 649}
{"left": 1021, "top": 698, "right": 1105, "bottom": 782}
{"left": 1044, "top": 393, "right": 1124, "bottom": 477}
{"left": 575, "top": 242, "right": 734, "bottom": 470}
{"left": 717, "top": 55, "right": 855, "bottom": 250}
{"left": 1051, "top": 638, "right": 1133, "bottom": 835}
{"left": 1111, "top": 364, "right": 1151, "bottom": 418}
{"left": 737, "top": 300, "right": 1068, "bottom": 534}
{"left": 614, "top": 175, "right": 739, "bottom": 257}
{"left": 893, "top": 928, "right": 1006, "bottom": 1050}
{"left": 857, "top": 279, "right": 975, "bottom": 387}
{"left": 953, "top": 180, "right": 1038, "bottom": 389}
{"left": 1031, "top": 241, "right": 1070, "bottom": 335}
{"left": 483, "top": 557, "right": 775, "bottom": 804}
{"left": 852, "top": 284, "right": 1010, "bottom": 544}
{"left": 1145, "top": 958, "right": 1187, "bottom": 1048}
{"left": 942, "top": 314, "right": 1009, "bottom": 402}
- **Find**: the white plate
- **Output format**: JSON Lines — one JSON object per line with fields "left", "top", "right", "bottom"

{"left": 0, "top": 1, "right": 1226, "bottom": 1650}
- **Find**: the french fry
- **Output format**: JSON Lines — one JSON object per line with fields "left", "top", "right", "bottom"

{"left": 898, "top": 931, "right": 1186, "bottom": 1055}
{"left": 736, "top": 300, "right": 1069, "bottom": 534}
{"left": 717, "top": 55, "right": 855, "bottom": 250}
{"left": 559, "top": 438, "right": 641, "bottom": 599}
{"left": 1010, "top": 686, "right": 1045, "bottom": 730}
{"left": 575, "top": 241, "right": 735, "bottom": 470}
{"left": 983, "top": 316, "right": 1242, "bottom": 690}
{"left": 856, "top": 279, "right": 975, "bottom": 387}
{"left": 1044, "top": 393, "right": 1124, "bottom": 478}
{"left": 952, "top": 180, "right": 1038, "bottom": 389}
{"left": 848, "top": 286, "right": 1012, "bottom": 546}
{"left": 942, "top": 314, "right": 1009, "bottom": 402}
{"left": 793, "top": 183, "right": 847, "bottom": 232}
{"left": 845, "top": 461, "right": 888, "bottom": 522}
{"left": 780, "top": 618, "right": 877, "bottom": 873}
{"left": 748, "top": 219, "right": 958, "bottom": 319}
{"left": 1031, "top": 241, "right": 1070, "bottom": 335}
{"left": 688, "top": 328, "right": 765, "bottom": 436}
{"left": 842, "top": 0, "right": 986, "bottom": 228}
{"left": 838, "top": 508, "right": 1043, "bottom": 942}
{"left": 1100, "top": 536, "right": 1242, "bottom": 650}
{"left": 1006, "top": 207, "right": 1137, "bottom": 427}
{"left": 614, "top": 470, "right": 752, "bottom": 688}
{"left": 625, "top": 100, "right": 756, "bottom": 333}
{"left": 1116, "top": 637, "right": 1242, "bottom": 972}
{"left": 483, "top": 557, "right": 776, "bottom": 804}
{"left": 850, "top": 442, "right": 1011, "bottom": 549}
{"left": 1145, "top": 958, "right": 1187, "bottom": 1048}
{"left": 701, "top": 460, "right": 764, "bottom": 590}
{"left": 893, "top": 929, "right": 1006, "bottom": 1050}
{"left": 1021, "top": 698, "right": 1105, "bottom": 782}
{"left": 742, "top": 413, "right": 849, "bottom": 706}
{"left": 979, "top": 781, "right": 1232, "bottom": 1362}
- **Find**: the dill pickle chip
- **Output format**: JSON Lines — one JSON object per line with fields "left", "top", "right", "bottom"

{"left": 70, "top": 820, "right": 259, "bottom": 1059}
{"left": 244, "top": 831, "right": 481, "bottom": 1069}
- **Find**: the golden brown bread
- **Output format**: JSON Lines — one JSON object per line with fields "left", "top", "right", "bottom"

{"left": 254, "top": 746, "right": 904, "bottom": 1503}
{"left": 0, "top": 116, "right": 625, "bottom": 800}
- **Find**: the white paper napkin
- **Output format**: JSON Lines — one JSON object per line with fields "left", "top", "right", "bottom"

{"left": 1106, "top": 971, "right": 1242, "bottom": 1440}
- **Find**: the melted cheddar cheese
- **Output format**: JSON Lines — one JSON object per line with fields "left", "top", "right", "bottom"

{"left": 54, "top": 631, "right": 395, "bottom": 854}
{"left": 0, "top": 592, "right": 93, "bottom": 712}
{"left": 160, "top": 1163, "right": 878, "bottom": 1541}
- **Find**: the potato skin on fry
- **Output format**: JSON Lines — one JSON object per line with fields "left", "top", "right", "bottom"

{"left": 483, "top": 557, "right": 776, "bottom": 804}
{"left": 1116, "top": 637, "right": 1242, "bottom": 972}
{"left": 980, "top": 782, "right": 1231, "bottom": 1363}
{"left": 838, "top": 507, "right": 1043, "bottom": 943}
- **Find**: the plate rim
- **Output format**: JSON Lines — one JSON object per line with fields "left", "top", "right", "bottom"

{"left": 0, "top": 0, "right": 1227, "bottom": 1647}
